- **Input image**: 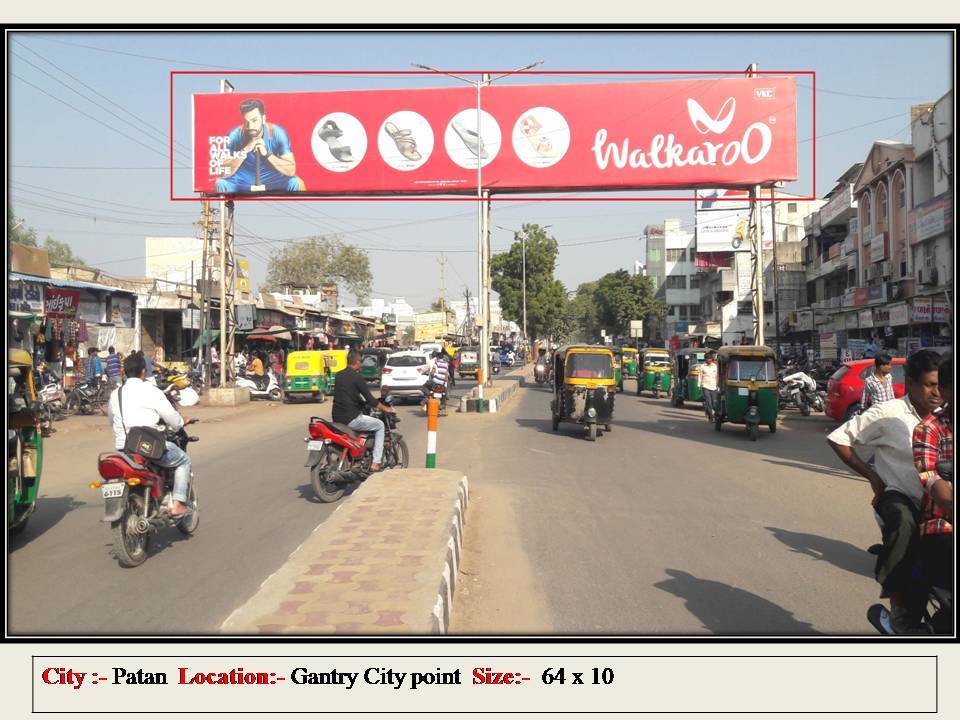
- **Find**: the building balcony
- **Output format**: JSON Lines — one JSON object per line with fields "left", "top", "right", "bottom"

{"left": 820, "top": 183, "right": 857, "bottom": 229}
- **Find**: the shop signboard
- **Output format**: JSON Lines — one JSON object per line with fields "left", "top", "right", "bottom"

{"left": 854, "top": 288, "right": 870, "bottom": 306}
{"left": 932, "top": 298, "right": 950, "bottom": 324}
{"left": 44, "top": 287, "right": 80, "bottom": 318}
{"left": 110, "top": 297, "right": 134, "bottom": 327}
{"left": 842, "top": 290, "right": 856, "bottom": 308}
{"left": 859, "top": 309, "right": 874, "bottom": 328}
{"left": 236, "top": 258, "right": 251, "bottom": 293}
{"left": 908, "top": 192, "right": 953, "bottom": 245}
{"left": 237, "top": 304, "right": 256, "bottom": 331}
{"left": 193, "top": 76, "right": 798, "bottom": 197}
{"left": 888, "top": 302, "right": 909, "bottom": 326}
{"left": 847, "top": 338, "right": 866, "bottom": 359}
{"left": 820, "top": 183, "right": 854, "bottom": 227}
{"left": 868, "top": 285, "right": 886, "bottom": 304}
{"left": 78, "top": 297, "right": 104, "bottom": 323}
{"left": 9, "top": 281, "right": 44, "bottom": 314}
{"left": 845, "top": 313, "right": 859, "bottom": 329}
{"left": 869, "top": 232, "right": 886, "bottom": 262}
{"left": 819, "top": 332, "right": 837, "bottom": 356}
{"left": 912, "top": 297, "right": 932, "bottom": 323}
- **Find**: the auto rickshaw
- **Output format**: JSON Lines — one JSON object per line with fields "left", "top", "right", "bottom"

{"left": 318, "top": 349, "right": 349, "bottom": 388}
{"left": 549, "top": 345, "right": 616, "bottom": 442}
{"left": 612, "top": 347, "right": 624, "bottom": 392}
{"left": 671, "top": 348, "right": 708, "bottom": 407}
{"left": 714, "top": 345, "right": 779, "bottom": 440}
{"left": 8, "top": 349, "right": 43, "bottom": 535}
{"left": 360, "top": 348, "right": 391, "bottom": 384}
{"left": 284, "top": 350, "right": 332, "bottom": 403}
{"left": 637, "top": 348, "right": 672, "bottom": 398}
{"left": 621, "top": 347, "right": 639, "bottom": 380}
{"left": 457, "top": 346, "right": 480, "bottom": 379}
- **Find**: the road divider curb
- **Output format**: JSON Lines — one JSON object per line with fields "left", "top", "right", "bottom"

{"left": 458, "top": 372, "right": 524, "bottom": 414}
{"left": 219, "top": 469, "right": 469, "bottom": 635}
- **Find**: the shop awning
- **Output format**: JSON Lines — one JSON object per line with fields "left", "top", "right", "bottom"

{"left": 191, "top": 329, "right": 220, "bottom": 349}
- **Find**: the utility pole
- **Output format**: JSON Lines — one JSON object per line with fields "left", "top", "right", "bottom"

{"left": 437, "top": 253, "right": 447, "bottom": 314}
{"left": 746, "top": 62, "right": 765, "bottom": 346}
{"left": 522, "top": 229, "right": 527, "bottom": 345}
{"left": 197, "top": 199, "right": 219, "bottom": 388}
{"left": 770, "top": 195, "right": 781, "bottom": 355}
{"left": 217, "top": 77, "right": 237, "bottom": 389}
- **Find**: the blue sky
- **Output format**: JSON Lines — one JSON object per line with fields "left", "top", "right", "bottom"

{"left": 8, "top": 30, "right": 952, "bottom": 308}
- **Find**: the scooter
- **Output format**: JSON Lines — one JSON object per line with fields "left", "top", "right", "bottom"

{"left": 534, "top": 362, "right": 547, "bottom": 385}
{"left": 867, "top": 461, "right": 953, "bottom": 635}
{"left": 420, "top": 381, "right": 448, "bottom": 416}
{"left": 236, "top": 369, "right": 283, "bottom": 401}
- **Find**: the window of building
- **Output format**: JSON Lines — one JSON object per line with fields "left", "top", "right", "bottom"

{"left": 666, "top": 248, "right": 686, "bottom": 262}
{"left": 666, "top": 275, "right": 687, "bottom": 289}
{"left": 689, "top": 274, "right": 700, "bottom": 289}
{"left": 788, "top": 203, "right": 798, "bottom": 213}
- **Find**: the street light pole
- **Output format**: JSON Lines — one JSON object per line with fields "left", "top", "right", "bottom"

{"left": 522, "top": 231, "right": 527, "bottom": 344}
{"left": 413, "top": 61, "right": 543, "bottom": 397}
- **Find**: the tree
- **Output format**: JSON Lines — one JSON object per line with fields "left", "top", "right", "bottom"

{"left": 8, "top": 208, "right": 85, "bottom": 265}
{"left": 490, "top": 224, "right": 567, "bottom": 341}
{"left": 264, "top": 235, "right": 373, "bottom": 303}
{"left": 43, "top": 237, "right": 85, "bottom": 266}
{"left": 430, "top": 298, "right": 446, "bottom": 312}
{"left": 592, "top": 269, "right": 662, "bottom": 338}
{"left": 561, "top": 281, "right": 601, "bottom": 343}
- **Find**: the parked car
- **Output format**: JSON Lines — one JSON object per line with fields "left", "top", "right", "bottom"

{"left": 825, "top": 358, "right": 906, "bottom": 422}
{"left": 380, "top": 351, "right": 432, "bottom": 404}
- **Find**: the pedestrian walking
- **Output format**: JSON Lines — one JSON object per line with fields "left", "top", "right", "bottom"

{"left": 700, "top": 351, "right": 719, "bottom": 421}
{"left": 105, "top": 346, "right": 123, "bottom": 387}
{"left": 861, "top": 352, "right": 895, "bottom": 413}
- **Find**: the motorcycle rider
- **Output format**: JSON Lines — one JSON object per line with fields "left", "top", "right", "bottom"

{"left": 332, "top": 349, "right": 395, "bottom": 473}
{"left": 827, "top": 350, "right": 943, "bottom": 632}
{"left": 107, "top": 353, "right": 194, "bottom": 519}
{"left": 246, "top": 352, "right": 267, "bottom": 391}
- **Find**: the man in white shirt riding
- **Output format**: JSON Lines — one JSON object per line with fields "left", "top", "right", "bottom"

{"left": 107, "top": 353, "right": 194, "bottom": 519}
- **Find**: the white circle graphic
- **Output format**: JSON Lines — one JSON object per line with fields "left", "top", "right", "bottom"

{"left": 311, "top": 113, "right": 367, "bottom": 172}
{"left": 512, "top": 107, "right": 570, "bottom": 168}
{"left": 444, "top": 109, "right": 501, "bottom": 169}
{"left": 378, "top": 111, "right": 434, "bottom": 172}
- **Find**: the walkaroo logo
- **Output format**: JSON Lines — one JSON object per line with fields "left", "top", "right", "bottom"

{"left": 592, "top": 95, "right": 773, "bottom": 171}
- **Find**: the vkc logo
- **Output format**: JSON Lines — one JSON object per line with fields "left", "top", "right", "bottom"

{"left": 754, "top": 88, "right": 776, "bottom": 99}
{"left": 686, "top": 97, "right": 736, "bottom": 135}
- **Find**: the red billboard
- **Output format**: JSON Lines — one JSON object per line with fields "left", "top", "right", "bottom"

{"left": 192, "top": 77, "right": 797, "bottom": 196}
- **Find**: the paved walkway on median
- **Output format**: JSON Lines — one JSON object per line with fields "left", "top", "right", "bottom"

{"left": 221, "top": 468, "right": 468, "bottom": 635}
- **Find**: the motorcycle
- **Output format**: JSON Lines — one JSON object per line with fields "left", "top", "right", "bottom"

{"left": 867, "top": 460, "right": 953, "bottom": 635}
{"left": 420, "top": 381, "right": 448, "bottom": 416}
{"left": 534, "top": 362, "right": 547, "bottom": 385}
{"left": 91, "top": 419, "right": 200, "bottom": 568}
{"left": 304, "top": 404, "right": 409, "bottom": 503}
{"left": 779, "top": 371, "right": 820, "bottom": 415}
{"left": 65, "top": 375, "right": 109, "bottom": 415}
{"left": 236, "top": 369, "right": 283, "bottom": 401}
{"left": 36, "top": 368, "right": 70, "bottom": 433}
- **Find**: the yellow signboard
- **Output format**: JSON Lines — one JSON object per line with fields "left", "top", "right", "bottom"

{"left": 237, "top": 258, "right": 251, "bottom": 293}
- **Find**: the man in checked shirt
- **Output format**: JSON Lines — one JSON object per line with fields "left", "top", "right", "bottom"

{"left": 911, "top": 356, "right": 953, "bottom": 632}
{"left": 860, "top": 352, "right": 896, "bottom": 413}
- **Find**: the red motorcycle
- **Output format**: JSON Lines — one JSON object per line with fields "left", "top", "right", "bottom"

{"left": 304, "top": 407, "right": 409, "bottom": 503}
{"left": 90, "top": 420, "right": 200, "bottom": 567}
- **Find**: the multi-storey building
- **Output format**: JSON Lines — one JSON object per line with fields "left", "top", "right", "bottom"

{"left": 796, "top": 91, "right": 952, "bottom": 360}
{"left": 644, "top": 220, "right": 701, "bottom": 345}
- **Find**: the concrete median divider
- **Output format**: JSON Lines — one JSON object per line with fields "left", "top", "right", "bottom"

{"left": 458, "top": 372, "right": 525, "bottom": 413}
{"left": 220, "top": 468, "right": 468, "bottom": 635}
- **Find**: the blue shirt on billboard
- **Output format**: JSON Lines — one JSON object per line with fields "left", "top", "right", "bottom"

{"left": 214, "top": 123, "right": 303, "bottom": 193}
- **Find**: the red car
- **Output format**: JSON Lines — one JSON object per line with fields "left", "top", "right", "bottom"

{"left": 825, "top": 358, "right": 906, "bottom": 422}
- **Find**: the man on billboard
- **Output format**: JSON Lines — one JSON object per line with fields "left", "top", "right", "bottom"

{"left": 215, "top": 98, "right": 304, "bottom": 193}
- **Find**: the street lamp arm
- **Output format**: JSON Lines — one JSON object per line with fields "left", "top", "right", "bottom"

{"left": 489, "top": 60, "right": 544, "bottom": 83}
{"left": 411, "top": 64, "right": 477, "bottom": 86}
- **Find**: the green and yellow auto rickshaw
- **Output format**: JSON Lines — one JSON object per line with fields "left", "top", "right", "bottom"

{"left": 549, "top": 345, "right": 616, "bottom": 442}
{"left": 360, "top": 348, "right": 391, "bottom": 384}
{"left": 318, "top": 349, "right": 349, "bottom": 389}
{"left": 8, "top": 349, "right": 43, "bottom": 535}
{"left": 714, "top": 345, "right": 779, "bottom": 440}
{"left": 621, "top": 347, "right": 639, "bottom": 380}
{"left": 637, "top": 348, "right": 672, "bottom": 398}
{"left": 284, "top": 350, "right": 333, "bottom": 403}
{"left": 612, "top": 347, "right": 624, "bottom": 392}
{"left": 457, "top": 346, "right": 480, "bottom": 379}
{"left": 671, "top": 348, "right": 708, "bottom": 407}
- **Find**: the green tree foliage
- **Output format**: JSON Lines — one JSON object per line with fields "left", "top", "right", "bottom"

{"left": 9, "top": 208, "right": 85, "bottom": 265}
{"left": 490, "top": 224, "right": 567, "bottom": 341}
{"left": 264, "top": 235, "right": 373, "bottom": 303}
{"left": 559, "top": 281, "right": 601, "bottom": 343}
{"left": 592, "top": 269, "right": 662, "bottom": 338}
{"left": 43, "top": 237, "right": 86, "bottom": 266}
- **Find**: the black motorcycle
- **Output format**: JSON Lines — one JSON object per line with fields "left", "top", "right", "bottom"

{"left": 66, "top": 375, "right": 109, "bottom": 415}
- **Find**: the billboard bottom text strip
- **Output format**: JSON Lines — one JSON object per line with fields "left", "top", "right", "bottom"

{"left": 32, "top": 656, "right": 937, "bottom": 714}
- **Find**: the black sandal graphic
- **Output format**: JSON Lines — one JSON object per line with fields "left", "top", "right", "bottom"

{"left": 318, "top": 120, "right": 354, "bottom": 162}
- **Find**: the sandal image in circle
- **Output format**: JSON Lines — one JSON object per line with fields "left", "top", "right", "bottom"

{"left": 318, "top": 120, "right": 354, "bottom": 162}
{"left": 518, "top": 114, "right": 554, "bottom": 157}
{"left": 451, "top": 119, "right": 489, "bottom": 159}
{"left": 383, "top": 122, "right": 422, "bottom": 162}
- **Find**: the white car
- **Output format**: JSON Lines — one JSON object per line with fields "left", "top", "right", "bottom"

{"left": 380, "top": 351, "right": 432, "bottom": 403}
